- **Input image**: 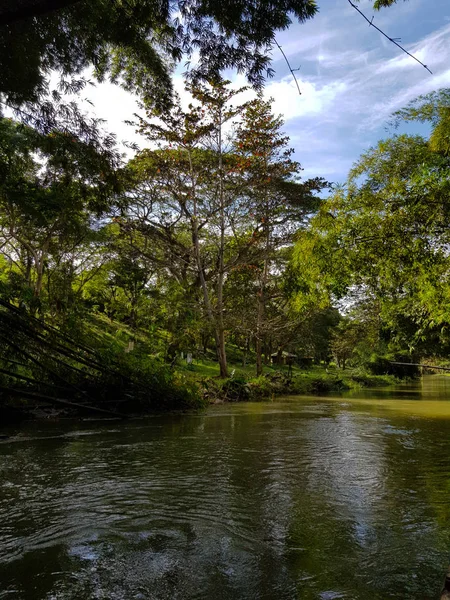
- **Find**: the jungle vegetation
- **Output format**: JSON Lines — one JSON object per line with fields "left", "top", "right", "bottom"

{"left": 0, "top": 0, "right": 447, "bottom": 416}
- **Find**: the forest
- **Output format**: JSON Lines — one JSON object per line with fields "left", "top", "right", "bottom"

{"left": 0, "top": 0, "right": 449, "bottom": 418}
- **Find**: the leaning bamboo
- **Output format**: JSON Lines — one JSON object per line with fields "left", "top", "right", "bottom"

{"left": 0, "top": 367, "right": 72, "bottom": 392}
{"left": 0, "top": 334, "right": 98, "bottom": 404}
{"left": 0, "top": 385, "right": 126, "bottom": 418}
{"left": 390, "top": 361, "right": 450, "bottom": 372}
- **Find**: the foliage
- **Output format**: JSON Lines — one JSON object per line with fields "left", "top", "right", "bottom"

{"left": 366, "top": 354, "right": 420, "bottom": 379}
{"left": 122, "top": 83, "right": 324, "bottom": 378}
{"left": 293, "top": 88, "right": 450, "bottom": 361}
{"left": 372, "top": 0, "right": 405, "bottom": 8}
{"left": 7, "top": 82, "right": 446, "bottom": 417}
{"left": 232, "top": 95, "right": 325, "bottom": 374}
{"left": 0, "top": 0, "right": 318, "bottom": 111}
{"left": 221, "top": 376, "right": 252, "bottom": 401}
{"left": 85, "top": 348, "right": 204, "bottom": 412}
{"left": 0, "top": 301, "right": 203, "bottom": 417}
{"left": 0, "top": 117, "right": 120, "bottom": 315}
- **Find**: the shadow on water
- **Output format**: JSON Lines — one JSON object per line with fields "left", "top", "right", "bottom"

{"left": 1, "top": 376, "right": 450, "bottom": 599}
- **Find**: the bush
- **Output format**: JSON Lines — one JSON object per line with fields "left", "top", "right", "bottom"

{"left": 349, "top": 371, "right": 396, "bottom": 387}
{"left": 367, "top": 354, "right": 419, "bottom": 379}
{"left": 292, "top": 375, "right": 348, "bottom": 395}
{"left": 83, "top": 349, "right": 205, "bottom": 412}
{"left": 222, "top": 376, "right": 251, "bottom": 401}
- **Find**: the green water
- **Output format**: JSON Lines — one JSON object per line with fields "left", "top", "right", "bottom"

{"left": 1, "top": 376, "right": 450, "bottom": 599}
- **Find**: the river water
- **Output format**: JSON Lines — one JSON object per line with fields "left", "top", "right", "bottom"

{"left": 1, "top": 376, "right": 450, "bottom": 599}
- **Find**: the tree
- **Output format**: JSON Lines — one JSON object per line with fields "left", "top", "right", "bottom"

{"left": 372, "top": 0, "right": 401, "bottom": 7}
{"left": 0, "top": 117, "right": 119, "bottom": 312}
{"left": 293, "top": 89, "right": 450, "bottom": 358}
{"left": 234, "top": 96, "right": 323, "bottom": 374}
{"left": 0, "top": 0, "right": 318, "bottom": 112}
{"left": 330, "top": 319, "right": 362, "bottom": 370}
{"left": 124, "top": 80, "right": 254, "bottom": 377}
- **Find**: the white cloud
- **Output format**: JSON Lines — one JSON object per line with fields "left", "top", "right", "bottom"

{"left": 264, "top": 77, "right": 347, "bottom": 121}
{"left": 375, "top": 22, "right": 450, "bottom": 75}
{"left": 274, "top": 30, "right": 337, "bottom": 59}
{"left": 266, "top": 0, "right": 450, "bottom": 182}
{"left": 170, "top": 71, "right": 346, "bottom": 125}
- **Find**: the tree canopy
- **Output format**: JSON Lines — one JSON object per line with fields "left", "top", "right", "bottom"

{"left": 0, "top": 0, "right": 412, "bottom": 115}
{"left": 294, "top": 89, "right": 450, "bottom": 358}
{"left": 0, "top": 0, "right": 319, "bottom": 112}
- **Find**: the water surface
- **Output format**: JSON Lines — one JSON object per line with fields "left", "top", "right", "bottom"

{"left": 1, "top": 375, "right": 450, "bottom": 599}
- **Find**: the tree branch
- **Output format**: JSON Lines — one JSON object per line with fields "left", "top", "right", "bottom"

{"left": 347, "top": 0, "right": 432, "bottom": 75}
{"left": 274, "top": 40, "right": 302, "bottom": 95}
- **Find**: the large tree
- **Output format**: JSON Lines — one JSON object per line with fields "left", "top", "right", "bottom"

{"left": 234, "top": 97, "right": 323, "bottom": 374}
{"left": 123, "top": 80, "right": 253, "bottom": 377}
{"left": 294, "top": 89, "right": 450, "bottom": 357}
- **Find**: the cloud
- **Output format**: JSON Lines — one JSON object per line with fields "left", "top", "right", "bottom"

{"left": 263, "top": 0, "right": 450, "bottom": 182}
{"left": 274, "top": 30, "right": 337, "bottom": 59}
{"left": 375, "top": 22, "right": 450, "bottom": 74}
{"left": 264, "top": 77, "right": 347, "bottom": 121}
{"left": 171, "top": 71, "right": 346, "bottom": 124}
{"left": 367, "top": 69, "right": 450, "bottom": 128}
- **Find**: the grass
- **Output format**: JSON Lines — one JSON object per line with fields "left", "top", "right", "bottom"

{"left": 174, "top": 359, "right": 400, "bottom": 403}
{"left": 76, "top": 316, "right": 401, "bottom": 404}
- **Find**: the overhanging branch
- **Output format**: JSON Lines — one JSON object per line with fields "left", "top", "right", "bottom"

{"left": 275, "top": 40, "right": 302, "bottom": 95}
{"left": 347, "top": 0, "right": 432, "bottom": 74}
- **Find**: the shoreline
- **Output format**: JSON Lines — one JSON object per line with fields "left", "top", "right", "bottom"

{"left": 0, "top": 368, "right": 406, "bottom": 427}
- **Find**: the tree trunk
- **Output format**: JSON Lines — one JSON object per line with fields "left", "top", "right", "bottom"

{"left": 256, "top": 221, "right": 269, "bottom": 376}
{"left": 277, "top": 346, "right": 283, "bottom": 364}
{"left": 187, "top": 144, "right": 228, "bottom": 378}
{"left": 191, "top": 221, "right": 228, "bottom": 378}
{"left": 215, "top": 115, "right": 228, "bottom": 378}
{"left": 24, "top": 250, "right": 32, "bottom": 288}
{"left": 242, "top": 336, "right": 248, "bottom": 368}
{"left": 217, "top": 322, "right": 228, "bottom": 378}
{"left": 256, "top": 288, "right": 264, "bottom": 376}
{"left": 266, "top": 339, "right": 273, "bottom": 364}
{"left": 202, "top": 333, "right": 208, "bottom": 355}
{"left": 34, "top": 262, "right": 44, "bottom": 297}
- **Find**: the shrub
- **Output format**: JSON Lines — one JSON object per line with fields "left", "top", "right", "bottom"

{"left": 367, "top": 354, "right": 419, "bottom": 379}
{"left": 222, "top": 376, "right": 251, "bottom": 401}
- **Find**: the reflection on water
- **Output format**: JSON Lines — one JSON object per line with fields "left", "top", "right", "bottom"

{"left": 1, "top": 376, "right": 450, "bottom": 599}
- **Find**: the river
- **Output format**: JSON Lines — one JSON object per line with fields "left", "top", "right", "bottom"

{"left": 1, "top": 375, "right": 450, "bottom": 599}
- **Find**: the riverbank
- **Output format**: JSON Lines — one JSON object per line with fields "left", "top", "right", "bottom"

{"left": 0, "top": 360, "right": 402, "bottom": 426}
{"left": 175, "top": 361, "right": 401, "bottom": 404}
{"left": 0, "top": 309, "right": 406, "bottom": 424}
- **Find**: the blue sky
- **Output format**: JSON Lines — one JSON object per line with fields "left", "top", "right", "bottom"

{"left": 84, "top": 0, "right": 450, "bottom": 185}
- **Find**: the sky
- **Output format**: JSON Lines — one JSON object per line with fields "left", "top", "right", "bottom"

{"left": 82, "top": 0, "right": 450, "bottom": 186}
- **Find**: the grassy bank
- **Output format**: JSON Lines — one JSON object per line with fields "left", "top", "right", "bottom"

{"left": 0, "top": 310, "right": 205, "bottom": 424}
{"left": 73, "top": 315, "right": 403, "bottom": 404}
{"left": 174, "top": 359, "right": 400, "bottom": 404}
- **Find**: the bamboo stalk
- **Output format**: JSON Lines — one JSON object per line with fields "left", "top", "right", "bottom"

{"left": 0, "top": 303, "right": 132, "bottom": 381}
{"left": 0, "top": 385, "right": 126, "bottom": 418}
{"left": 0, "top": 334, "right": 97, "bottom": 403}
{"left": 0, "top": 367, "right": 72, "bottom": 392}
{"left": 389, "top": 361, "right": 450, "bottom": 372}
